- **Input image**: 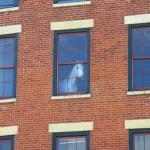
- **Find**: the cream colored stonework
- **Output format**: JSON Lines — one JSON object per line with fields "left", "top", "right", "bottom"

{"left": 0, "top": 98, "right": 16, "bottom": 104}
{"left": 51, "top": 19, "right": 94, "bottom": 30}
{"left": 124, "top": 14, "right": 150, "bottom": 25}
{"left": 0, "top": 24, "right": 21, "bottom": 35}
{"left": 127, "top": 90, "right": 150, "bottom": 95}
{"left": 125, "top": 119, "right": 150, "bottom": 129}
{"left": 0, "top": 126, "right": 18, "bottom": 136}
{"left": 53, "top": 1, "right": 91, "bottom": 8}
{"left": 49, "top": 122, "right": 93, "bottom": 133}
{"left": 51, "top": 94, "right": 91, "bottom": 100}
{"left": 0, "top": 7, "right": 19, "bottom": 13}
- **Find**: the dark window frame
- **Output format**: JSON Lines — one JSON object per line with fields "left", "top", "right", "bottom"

{"left": 129, "top": 129, "right": 150, "bottom": 150}
{"left": 54, "top": 0, "right": 90, "bottom": 4}
{"left": 0, "top": 0, "right": 19, "bottom": 9}
{"left": 53, "top": 29, "right": 90, "bottom": 96}
{"left": 0, "top": 34, "right": 18, "bottom": 99}
{"left": 52, "top": 131, "right": 90, "bottom": 150}
{"left": 0, "top": 135, "right": 14, "bottom": 150}
{"left": 128, "top": 23, "right": 150, "bottom": 91}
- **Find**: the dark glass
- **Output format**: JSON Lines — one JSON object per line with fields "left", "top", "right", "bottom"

{"left": 0, "top": 140, "right": 11, "bottom": 150}
{"left": 58, "top": 64, "right": 87, "bottom": 94}
{"left": 57, "top": 137, "right": 86, "bottom": 150}
{"left": 57, "top": 0, "right": 86, "bottom": 3}
{"left": 0, "top": 0, "right": 16, "bottom": 8}
{"left": 58, "top": 33, "right": 87, "bottom": 63}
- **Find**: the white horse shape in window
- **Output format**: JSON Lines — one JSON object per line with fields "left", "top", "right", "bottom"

{"left": 59, "top": 64, "right": 84, "bottom": 93}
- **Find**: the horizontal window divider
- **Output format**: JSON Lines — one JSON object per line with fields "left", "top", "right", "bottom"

{"left": 51, "top": 94, "right": 91, "bottom": 100}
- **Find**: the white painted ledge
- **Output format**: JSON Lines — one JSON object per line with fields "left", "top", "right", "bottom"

{"left": 127, "top": 90, "right": 150, "bottom": 95}
{"left": 49, "top": 122, "right": 93, "bottom": 133}
{"left": 0, "top": 24, "right": 21, "bottom": 35}
{"left": 125, "top": 119, "right": 150, "bottom": 129}
{"left": 51, "top": 19, "right": 94, "bottom": 30}
{"left": 0, "top": 126, "right": 18, "bottom": 136}
{"left": 51, "top": 94, "right": 91, "bottom": 100}
{"left": 124, "top": 14, "right": 150, "bottom": 25}
{"left": 0, "top": 98, "right": 16, "bottom": 104}
{"left": 53, "top": 1, "right": 91, "bottom": 8}
{"left": 0, "top": 7, "right": 19, "bottom": 13}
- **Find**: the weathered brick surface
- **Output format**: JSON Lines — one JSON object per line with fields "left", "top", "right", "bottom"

{"left": 0, "top": 0, "right": 150, "bottom": 149}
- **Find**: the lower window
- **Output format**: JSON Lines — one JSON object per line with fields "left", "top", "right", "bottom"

{"left": 130, "top": 129, "right": 150, "bottom": 150}
{"left": 0, "top": 136, "right": 14, "bottom": 150}
{"left": 0, "top": 35, "right": 18, "bottom": 99}
{"left": 52, "top": 132, "right": 90, "bottom": 150}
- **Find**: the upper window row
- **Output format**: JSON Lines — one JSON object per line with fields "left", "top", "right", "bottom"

{"left": 0, "top": 0, "right": 89, "bottom": 9}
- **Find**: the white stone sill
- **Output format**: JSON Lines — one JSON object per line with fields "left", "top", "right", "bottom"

{"left": 0, "top": 98, "right": 16, "bottom": 104}
{"left": 127, "top": 90, "right": 150, "bottom": 96}
{"left": 53, "top": 1, "right": 91, "bottom": 8}
{"left": 0, "top": 7, "right": 19, "bottom": 13}
{"left": 51, "top": 94, "right": 91, "bottom": 100}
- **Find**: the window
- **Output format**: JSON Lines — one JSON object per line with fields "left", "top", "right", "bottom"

{"left": 0, "top": 35, "right": 17, "bottom": 99}
{"left": 0, "top": 0, "right": 18, "bottom": 9}
{"left": 54, "top": 0, "right": 89, "bottom": 4}
{"left": 129, "top": 129, "right": 150, "bottom": 150}
{"left": 0, "top": 136, "right": 14, "bottom": 150}
{"left": 53, "top": 29, "right": 90, "bottom": 96}
{"left": 129, "top": 25, "right": 150, "bottom": 91}
{"left": 52, "top": 132, "right": 90, "bottom": 150}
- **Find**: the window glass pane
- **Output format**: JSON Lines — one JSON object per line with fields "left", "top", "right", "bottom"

{"left": 57, "top": 138, "right": 67, "bottom": 150}
{"left": 58, "top": 33, "right": 87, "bottom": 63}
{"left": 145, "top": 135, "right": 150, "bottom": 150}
{"left": 77, "top": 137, "right": 86, "bottom": 150}
{"left": 58, "top": 64, "right": 87, "bottom": 94}
{"left": 4, "top": 38, "right": 15, "bottom": 54}
{"left": 4, "top": 69, "right": 15, "bottom": 82}
{"left": 4, "top": 82, "right": 14, "bottom": 97}
{"left": 135, "top": 135, "right": 145, "bottom": 150}
{"left": 0, "top": 83, "right": 3, "bottom": 96}
{"left": 67, "top": 138, "right": 76, "bottom": 150}
{"left": 5, "top": 55, "right": 15, "bottom": 67}
{"left": 57, "top": 0, "right": 86, "bottom": 3}
{"left": 0, "top": 0, "right": 15, "bottom": 6}
{"left": 133, "top": 29, "right": 143, "bottom": 42}
{"left": 133, "top": 44, "right": 143, "bottom": 58}
{"left": 0, "top": 55, "right": 4, "bottom": 68}
{"left": 0, "top": 70, "right": 4, "bottom": 82}
{"left": 0, "top": 141, "right": 11, "bottom": 150}
{"left": 133, "top": 60, "right": 143, "bottom": 89}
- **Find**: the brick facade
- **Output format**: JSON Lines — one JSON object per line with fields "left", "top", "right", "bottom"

{"left": 0, "top": 0, "right": 150, "bottom": 150}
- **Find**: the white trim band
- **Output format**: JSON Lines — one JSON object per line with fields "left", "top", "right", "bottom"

{"left": 0, "top": 24, "right": 21, "bottom": 35}
{"left": 124, "top": 14, "right": 150, "bottom": 25}
{"left": 0, "top": 126, "right": 18, "bottom": 136}
{"left": 53, "top": 1, "right": 91, "bottom": 8}
{"left": 0, "top": 7, "right": 19, "bottom": 13}
{"left": 51, "top": 19, "right": 94, "bottom": 30}
{"left": 0, "top": 98, "right": 16, "bottom": 104}
{"left": 49, "top": 122, "right": 93, "bottom": 133}
{"left": 51, "top": 94, "right": 91, "bottom": 100}
{"left": 125, "top": 119, "right": 150, "bottom": 129}
{"left": 127, "top": 90, "right": 150, "bottom": 95}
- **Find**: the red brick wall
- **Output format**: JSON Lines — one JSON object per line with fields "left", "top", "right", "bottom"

{"left": 0, "top": 0, "right": 150, "bottom": 149}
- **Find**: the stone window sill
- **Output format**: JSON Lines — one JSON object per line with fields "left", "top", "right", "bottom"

{"left": 127, "top": 90, "right": 150, "bottom": 96}
{"left": 0, "top": 7, "right": 19, "bottom": 13}
{"left": 0, "top": 98, "right": 16, "bottom": 104}
{"left": 53, "top": 1, "right": 91, "bottom": 8}
{"left": 51, "top": 94, "right": 91, "bottom": 100}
